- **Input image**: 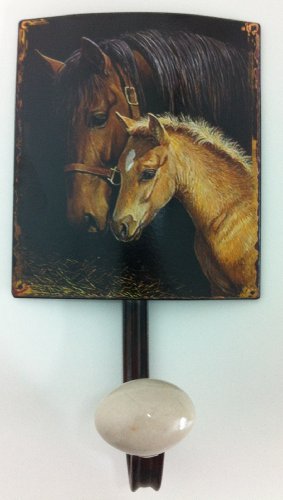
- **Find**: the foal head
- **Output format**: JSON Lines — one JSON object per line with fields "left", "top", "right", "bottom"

{"left": 112, "top": 114, "right": 175, "bottom": 242}
{"left": 38, "top": 38, "right": 135, "bottom": 233}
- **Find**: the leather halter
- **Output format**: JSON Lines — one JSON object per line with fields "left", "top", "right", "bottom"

{"left": 64, "top": 163, "right": 121, "bottom": 185}
{"left": 124, "top": 85, "right": 140, "bottom": 120}
{"left": 64, "top": 76, "right": 140, "bottom": 184}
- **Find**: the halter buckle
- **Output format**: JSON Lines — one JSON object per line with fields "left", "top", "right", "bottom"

{"left": 124, "top": 86, "right": 139, "bottom": 106}
{"left": 109, "top": 166, "right": 120, "bottom": 186}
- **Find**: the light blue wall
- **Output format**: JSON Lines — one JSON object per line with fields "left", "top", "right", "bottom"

{"left": 1, "top": 1, "right": 283, "bottom": 498}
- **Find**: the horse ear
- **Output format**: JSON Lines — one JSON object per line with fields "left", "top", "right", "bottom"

{"left": 148, "top": 114, "right": 169, "bottom": 145}
{"left": 116, "top": 112, "right": 136, "bottom": 133}
{"left": 81, "top": 37, "right": 111, "bottom": 75}
{"left": 35, "top": 50, "right": 65, "bottom": 74}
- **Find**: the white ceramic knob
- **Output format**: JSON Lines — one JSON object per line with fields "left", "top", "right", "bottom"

{"left": 95, "top": 379, "right": 195, "bottom": 457}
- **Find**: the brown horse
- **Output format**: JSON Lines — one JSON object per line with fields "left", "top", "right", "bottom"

{"left": 37, "top": 30, "right": 251, "bottom": 233}
{"left": 111, "top": 113, "right": 259, "bottom": 298}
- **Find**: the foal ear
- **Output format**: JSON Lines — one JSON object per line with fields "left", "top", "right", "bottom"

{"left": 148, "top": 114, "right": 169, "bottom": 145}
{"left": 35, "top": 50, "right": 65, "bottom": 75}
{"left": 81, "top": 37, "right": 111, "bottom": 75}
{"left": 115, "top": 112, "right": 136, "bottom": 133}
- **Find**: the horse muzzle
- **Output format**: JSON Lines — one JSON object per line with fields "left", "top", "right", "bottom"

{"left": 65, "top": 163, "right": 114, "bottom": 233}
{"left": 111, "top": 215, "right": 142, "bottom": 242}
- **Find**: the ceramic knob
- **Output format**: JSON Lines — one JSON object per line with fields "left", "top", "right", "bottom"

{"left": 95, "top": 378, "right": 195, "bottom": 457}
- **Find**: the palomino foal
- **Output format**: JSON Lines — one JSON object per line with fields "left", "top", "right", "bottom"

{"left": 112, "top": 113, "right": 259, "bottom": 298}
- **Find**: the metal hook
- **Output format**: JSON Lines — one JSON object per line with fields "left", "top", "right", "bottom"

{"left": 123, "top": 300, "right": 164, "bottom": 491}
{"left": 126, "top": 454, "right": 164, "bottom": 491}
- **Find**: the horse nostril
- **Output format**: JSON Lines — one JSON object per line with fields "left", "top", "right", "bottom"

{"left": 120, "top": 222, "right": 128, "bottom": 240}
{"left": 84, "top": 213, "right": 99, "bottom": 232}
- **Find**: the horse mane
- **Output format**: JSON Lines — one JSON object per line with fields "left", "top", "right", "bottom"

{"left": 129, "top": 114, "right": 252, "bottom": 172}
{"left": 120, "top": 31, "right": 249, "bottom": 121}
{"left": 56, "top": 29, "right": 251, "bottom": 147}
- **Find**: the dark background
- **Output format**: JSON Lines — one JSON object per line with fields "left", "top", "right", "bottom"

{"left": 26, "top": 12, "right": 249, "bottom": 58}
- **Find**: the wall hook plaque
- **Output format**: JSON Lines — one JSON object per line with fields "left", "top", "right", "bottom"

{"left": 13, "top": 12, "right": 260, "bottom": 491}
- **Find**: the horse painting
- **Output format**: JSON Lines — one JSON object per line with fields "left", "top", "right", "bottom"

{"left": 111, "top": 113, "right": 259, "bottom": 298}
{"left": 38, "top": 30, "right": 251, "bottom": 233}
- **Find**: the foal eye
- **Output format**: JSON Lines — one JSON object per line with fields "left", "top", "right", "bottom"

{"left": 87, "top": 112, "right": 108, "bottom": 128}
{"left": 140, "top": 169, "right": 156, "bottom": 181}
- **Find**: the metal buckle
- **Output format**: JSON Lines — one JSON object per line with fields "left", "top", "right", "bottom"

{"left": 108, "top": 166, "right": 120, "bottom": 186}
{"left": 124, "top": 86, "right": 139, "bottom": 106}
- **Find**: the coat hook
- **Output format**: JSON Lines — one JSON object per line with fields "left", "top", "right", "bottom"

{"left": 123, "top": 300, "right": 164, "bottom": 491}
{"left": 95, "top": 301, "right": 195, "bottom": 490}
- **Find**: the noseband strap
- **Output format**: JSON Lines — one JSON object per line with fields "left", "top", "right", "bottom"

{"left": 64, "top": 163, "right": 120, "bottom": 186}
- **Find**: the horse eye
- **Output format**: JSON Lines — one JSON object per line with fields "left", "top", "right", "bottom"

{"left": 140, "top": 169, "right": 156, "bottom": 181}
{"left": 87, "top": 112, "right": 108, "bottom": 128}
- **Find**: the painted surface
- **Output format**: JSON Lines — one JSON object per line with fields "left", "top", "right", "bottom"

{"left": 13, "top": 13, "right": 260, "bottom": 299}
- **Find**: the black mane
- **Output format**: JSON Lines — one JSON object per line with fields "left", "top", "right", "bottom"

{"left": 57, "top": 30, "right": 251, "bottom": 150}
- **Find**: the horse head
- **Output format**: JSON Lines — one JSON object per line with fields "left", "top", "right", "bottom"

{"left": 37, "top": 30, "right": 251, "bottom": 235}
{"left": 112, "top": 113, "right": 175, "bottom": 242}
{"left": 37, "top": 38, "right": 140, "bottom": 233}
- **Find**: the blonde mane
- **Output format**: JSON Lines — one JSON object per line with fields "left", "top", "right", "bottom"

{"left": 130, "top": 114, "right": 252, "bottom": 171}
